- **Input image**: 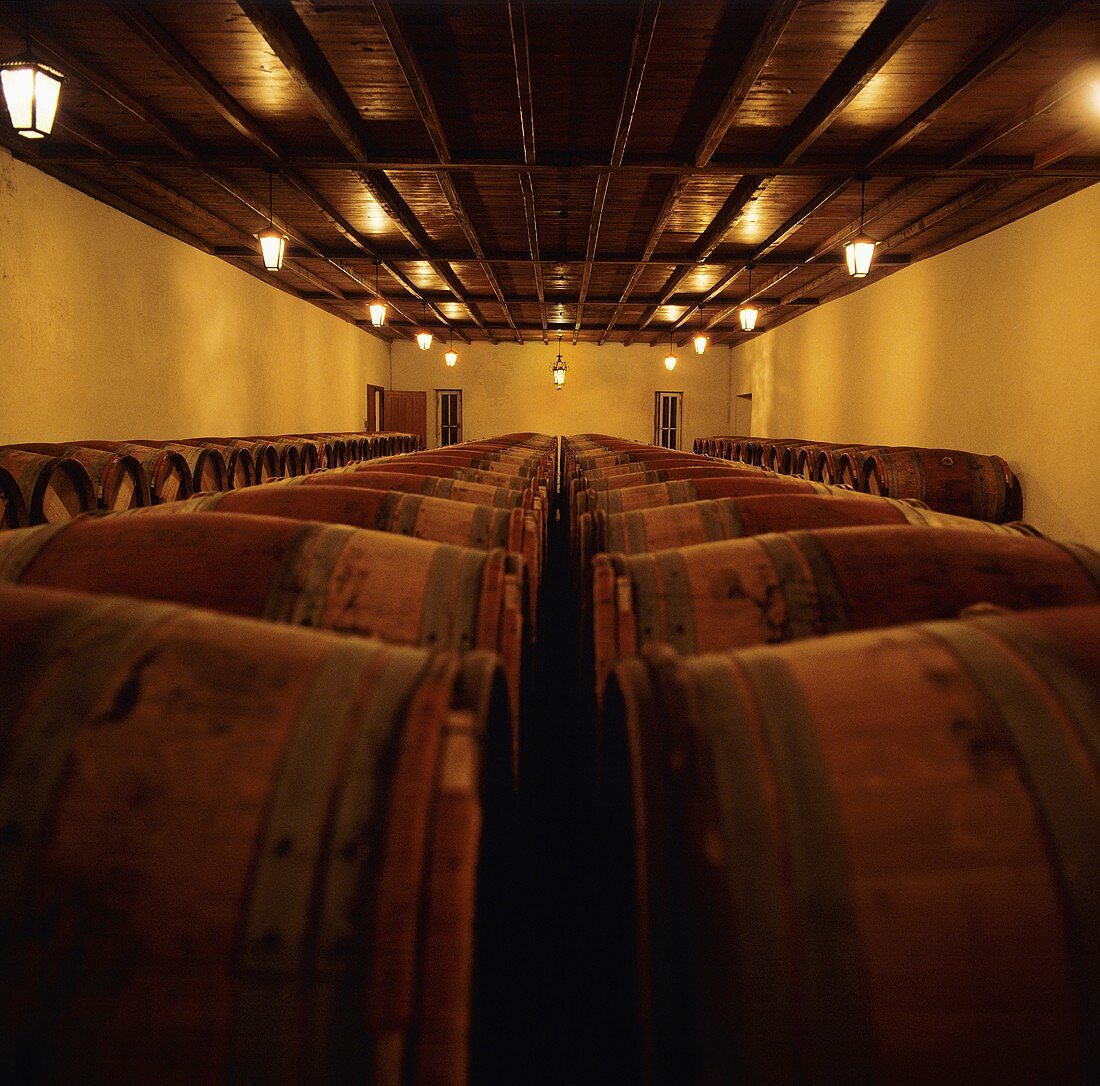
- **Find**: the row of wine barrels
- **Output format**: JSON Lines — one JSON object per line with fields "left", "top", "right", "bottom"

{"left": 0, "top": 512, "right": 527, "bottom": 713}
{"left": 604, "top": 604, "right": 1100, "bottom": 1083}
{"left": 0, "top": 580, "right": 508, "bottom": 1083}
{"left": 571, "top": 434, "right": 1100, "bottom": 1082}
{"left": 9, "top": 443, "right": 151, "bottom": 511}
{"left": 592, "top": 525, "right": 1100, "bottom": 692}
{"left": 140, "top": 483, "right": 544, "bottom": 624}
{"left": 0, "top": 448, "right": 97, "bottom": 525}
{"left": 0, "top": 431, "right": 415, "bottom": 527}
{"left": 695, "top": 433, "right": 1024, "bottom": 522}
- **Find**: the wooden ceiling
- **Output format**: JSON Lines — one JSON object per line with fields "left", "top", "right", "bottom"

{"left": 2, "top": 0, "right": 1098, "bottom": 346}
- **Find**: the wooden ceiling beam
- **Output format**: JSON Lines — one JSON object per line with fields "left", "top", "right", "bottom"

{"left": 1034, "top": 130, "right": 1099, "bottom": 172}
{"left": 624, "top": 174, "right": 765, "bottom": 344}
{"left": 209, "top": 245, "right": 915, "bottom": 268}
{"left": 574, "top": 0, "right": 660, "bottom": 343}
{"left": 237, "top": 0, "right": 484, "bottom": 340}
{"left": 20, "top": 147, "right": 1100, "bottom": 180}
{"left": 507, "top": 0, "right": 548, "bottom": 343}
{"left": 774, "top": 0, "right": 941, "bottom": 165}
{"left": 694, "top": 0, "right": 801, "bottom": 167}
{"left": 667, "top": 176, "right": 850, "bottom": 334}
{"left": 600, "top": 0, "right": 798, "bottom": 345}
{"left": 372, "top": 0, "right": 517, "bottom": 344}
{"left": 865, "top": 1, "right": 1077, "bottom": 164}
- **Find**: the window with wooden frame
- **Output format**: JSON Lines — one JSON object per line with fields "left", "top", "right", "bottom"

{"left": 654, "top": 391, "right": 683, "bottom": 450}
{"left": 436, "top": 389, "right": 462, "bottom": 447}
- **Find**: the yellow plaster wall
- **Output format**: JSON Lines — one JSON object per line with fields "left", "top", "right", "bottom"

{"left": 390, "top": 338, "right": 732, "bottom": 450}
{"left": 0, "top": 148, "right": 388, "bottom": 443}
{"left": 729, "top": 183, "right": 1100, "bottom": 544}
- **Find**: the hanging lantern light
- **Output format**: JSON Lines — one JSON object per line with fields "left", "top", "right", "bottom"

{"left": 550, "top": 332, "right": 567, "bottom": 388}
{"left": 416, "top": 301, "right": 433, "bottom": 350}
{"left": 739, "top": 264, "right": 760, "bottom": 332}
{"left": 1, "top": 7, "right": 64, "bottom": 140}
{"left": 664, "top": 333, "right": 677, "bottom": 372}
{"left": 257, "top": 169, "right": 287, "bottom": 272}
{"left": 445, "top": 329, "right": 458, "bottom": 367}
{"left": 844, "top": 178, "right": 877, "bottom": 279}
{"left": 369, "top": 260, "right": 387, "bottom": 327}
{"left": 693, "top": 305, "right": 708, "bottom": 355}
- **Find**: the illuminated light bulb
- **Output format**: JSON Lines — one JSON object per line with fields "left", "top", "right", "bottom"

{"left": 445, "top": 349, "right": 458, "bottom": 367}
{"left": 693, "top": 334, "right": 708, "bottom": 355}
{"left": 553, "top": 366, "right": 566, "bottom": 387}
{"left": 739, "top": 304, "right": 759, "bottom": 332}
{"left": 416, "top": 330, "right": 433, "bottom": 351}
{"left": 1, "top": 59, "right": 64, "bottom": 139}
{"left": 369, "top": 300, "right": 387, "bottom": 327}
{"left": 664, "top": 353, "right": 677, "bottom": 372}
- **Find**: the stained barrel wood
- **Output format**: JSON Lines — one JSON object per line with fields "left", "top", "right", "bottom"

{"left": 0, "top": 581, "right": 508, "bottom": 1084}
{"left": 860, "top": 447, "right": 1024, "bottom": 522}
{"left": 109, "top": 443, "right": 193, "bottom": 504}
{"left": 299, "top": 470, "right": 533, "bottom": 510}
{"left": 0, "top": 449, "right": 97, "bottom": 524}
{"left": 604, "top": 605, "right": 1100, "bottom": 1083}
{"left": 577, "top": 493, "right": 1042, "bottom": 610}
{"left": 0, "top": 512, "right": 527, "bottom": 719}
{"left": 141, "top": 484, "right": 542, "bottom": 621}
{"left": 592, "top": 524, "right": 1100, "bottom": 693}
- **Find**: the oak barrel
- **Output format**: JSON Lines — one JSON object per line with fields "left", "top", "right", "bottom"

{"left": 0, "top": 581, "right": 508, "bottom": 1084}
{"left": 859, "top": 447, "right": 1023, "bottom": 521}
{"left": 604, "top": 605, "right": 1100, "bottom": 1083}
{"left": 0, "top": 512, "right": 527, "bottom": 717}
{"left": 0, "top": 449, "right": 96, "bottom": 524}
{"left": 12, "top": 443, "right": 150, "bottom": 512}
{"left": 592, "top": 524, "right": 1100, "bottom": 692}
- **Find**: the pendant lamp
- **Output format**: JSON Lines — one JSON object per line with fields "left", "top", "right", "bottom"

{"left": 1, "top": 4, "right": 64, "bottom": 140}
{"left": 257, "top": 169, "right": 287, "bottom": 272}
{"left": 845, "top": 178, "right": 877, "bottom": 279}
{"left": 369, "top": 260, "right": 387, "bottom": 327}
{"left": 739, "top": 265, "right": 759, "bottom": 332}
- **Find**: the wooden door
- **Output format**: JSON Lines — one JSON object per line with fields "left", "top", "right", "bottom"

{"left": 383, "top": 390, "right": 428, "bottom": 447}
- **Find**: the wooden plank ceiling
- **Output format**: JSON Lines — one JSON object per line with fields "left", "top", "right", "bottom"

{"left": 2, "top": 0, "right": 1098, "bottom": 346}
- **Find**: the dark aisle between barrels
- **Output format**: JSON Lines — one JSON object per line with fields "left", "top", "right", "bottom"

{"left": 475, "top": 461, "right": 640, "bottom": 1086}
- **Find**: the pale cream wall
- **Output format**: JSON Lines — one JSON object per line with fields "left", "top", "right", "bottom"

{"left": 730, "top": 183, "right": 1100, "bottom": 544}
{"left": 391, "top": 338, "right": 732, "bottom": 450}
{"left": 0, "top": 147, "right": 388, "bottom": 442}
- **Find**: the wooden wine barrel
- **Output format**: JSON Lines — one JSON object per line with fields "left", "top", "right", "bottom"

{"left": 0, "top": 464, "right": 28, "bottom": 528}
{"left": 577, "top": 493, "right": 1043, "bottom": 604}
{"left": 299, "top": 441, "right": 320, "bottom": 474}
{"left": 816, "top": 444, "right": 875, "bottom": 484}
{"left": 232, "top": 440, "right": 281, "bottom": 482}
{"left": 0, "top": 449, "right": 96, "bottom": 524}
{"left": 169, "top": 440, "right": 252, "bottom": 490}
{"left": 604, "top": 604, "right": 1100, "bottom": 1084}
{"left": 299, "top": 470, "right": 533, "bottom": 511}
{"left": 397, "top": 452, "right": 548, "bottom": 478}
{"left": 860, "top": 447, "right": 1024, "bottom": 522}
{"left": 12, "top": 443, "right": 150, "bottom": 512}
{"left": 352, "top": 461, "right": 529, "bottom": 491}
{"left": 0, "top": 512, "right": 527, "bottom": 718}
{"left": 120, "top": 440, "right": 226, "bottom": 496}
{"left": 108, "top": 443, "right": 193, "bottom": 503}
{"left": 140, "top": 484, "right": 543, "bottom": 622}
{"left": 577, "top": 456, "right": 720, "bottom": 482}
{"left": 0, "top": 581, "right": 508, "bottom": 1084}
{"left": 592, "top": 525, "right": 1100, "bottom": 693}
{"left": 581, "top": 464, "right": 770, "bottom": 491}
{"left": 574, "top": 474, "right": 837, "bottom": 518}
